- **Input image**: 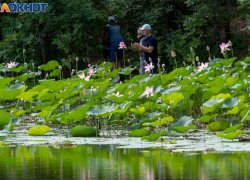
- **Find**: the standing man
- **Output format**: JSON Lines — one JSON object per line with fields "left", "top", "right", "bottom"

{"left": 132, "top": 24, "right": 158, "bottom": 73}
{"left": 104, "top": 16, "right": 123, "bottom": 70}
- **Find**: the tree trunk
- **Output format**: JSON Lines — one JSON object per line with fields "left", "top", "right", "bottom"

{"left": 213, "top": 0, "right": 220, "bottom": 45}
{"left": 36, "top": 23, "right": 47, "bottom": 64}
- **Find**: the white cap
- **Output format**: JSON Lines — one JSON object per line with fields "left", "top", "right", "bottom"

{"left": 140, "top": 24, "right": 151, "bottom": 30}
{"left": 108, "top": 16, "right": 115, "bottom": 22}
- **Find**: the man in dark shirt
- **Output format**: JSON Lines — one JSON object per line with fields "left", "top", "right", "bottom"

{"left": 132, "top": 24, "right": 158, "bottom": 73}
{"left": 104, "top": 17, "right": 124, "bottom": 70}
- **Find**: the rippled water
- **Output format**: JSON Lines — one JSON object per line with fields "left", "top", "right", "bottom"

{"left": 0, "top": 144, "right": 250, "bottom": 180}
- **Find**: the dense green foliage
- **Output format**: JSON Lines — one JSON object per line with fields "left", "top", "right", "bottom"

{"left": 0, "top": 0, "right": 249, "bottom": 74}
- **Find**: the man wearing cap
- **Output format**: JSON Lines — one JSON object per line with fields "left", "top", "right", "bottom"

{"left": 104, "top": 17, "right": 124, "bottom": 70}
{"left": 132, "top": 24, "right": 158, "bottom": 73}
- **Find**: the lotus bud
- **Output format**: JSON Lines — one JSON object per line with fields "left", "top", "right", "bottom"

{"left": 183, "top": 61, "right": 186, "bottom": 65}
{"left": 38, "top": 66, "right": 41, "bottom": 69}
{"left": 158, "top": 63, "right": 160, "bottom": 67}
{"left": 101, "top": 89, "right": 103, "bottom": 93}
{"left": 158, "top": 117, "right": 161, "bottom": 122}
{"left": 144, "top": 60, "right": 147, "bottom": 64}
{"left": 198, "top": 62, "right": 200, "bottom": 66}
{"left": 188, "top": 77, "right": 191, "bottom": 81}
{"left": 69, "top": 83, "right": 71, "bottom": 86}
{"left": 247, "top": 75, "right": 250, "bottom": 79}
{"left": 243, "top": 66, "right": 246, "bottom": 71}
{"left": 170, "top": 100, "right": 174, "bottom": 105}
{"left": 76, "top": 57, "right": 79, "bottom": 61}
{"left": 104, "top": 62, "right": 106, "bottom": 65}
{"left": 206, "top": 45, "right": 210, "bottom": 51}
{"left": 58, "top": 65, "right": 62, "bottom": 69}
{"left": 23, "top": 49, "right": 26, "bottom": 53}
{"left": 131, "top": 84, "right": 134, "bottom": 88}
{"left": 10, "top": 110, "right": 14, "bottom": 114}
{"left": 109, "top": 78, "right": 112, "bottom": 81}
{"left": 83, "top": 88, "right": 87, "bottom": 95}
{"left": 225, "top": 70, "right": 229, "bottom": 74}
{"left": 196, "top": 56, "right": 199, "bottom": 62}
{"left": 208, "top": 57, "right": 211, "bottom": 62}
{"left": 72, "top": 69, "right": 75, "bottom": 73}
{"left": 88, "top": 64, "right": 91, "bottom": 68}
{"left": 91, "top": 86, "right": 94, "bottom": 89}
{"left": 127, "top": 59, "right": 130, "bottom": 63}
{"left": 228, "top": 40, "right": 232, "bottom": 46}
{"left": 31, "top": 106, "right": 35, "bottom": 110}
{"left": 64, "top": 88, "right": 67, "bottom": 91}
{"left": 194, "top": 69, "right": 197, "bottom": 73}
{"left": 21, "top": 81, "right": 25, "bottom": 85}
{"left": 158, "top": 57, "right": 161, "bottom": 62}
{"left": 162, "top": 64, "right": 165, "bottom": 68}
{"left": 24, "top": 62, "right": 27, "bottom": 66}
{"left": 149, "top": 74, "right": 152, "bottom": 77}
{"left": 161, "top": 88, "right": 164, "bottom": 91}
{"left": 120, "top": 81, "right": 123, "bottom": 84}
{"left": 21, "top": 98, "right": 24, "bottom": 102}
{"left": 139, "top": 69, "right": 142, "bottom": 74}
{"left": 149, "top": 57, "right": 152, "bottom": 62}
{"left": 179, "top": 76, "right": 182, "bottom": 80}
{"left": 32, "top": 63, "right": 34, "bottom": 67}
{"left": 108, "top": 69, "right": 111, "bottom": 72}
{"left": 231, "top": 90, "right": 236, "bottom": 94}
{"left": 216, "top": 68, "right": 220, "bottom": 71}
{"left": 222, "top": 68, "right": 226, "bottom": 73}
{"left": 128, "top": 91, "right": 133, "bottom": 96}
{"left": 243, "top": 79, "right": 247, "bottom": 83}
{"left": 200, "top": 106, "right": 204, "bottom": 112}
{"left": 46, "top": 73, "right": 48, "bottom": 77}
{"left": 190, "top": 47, "right": 193, "bottom": 51}
{"left": 97, "top": 86, "right": 100, "bottom": 90}
{"left": 102, "top": 71, "right": 106, "bottom": 74}
{"left": 192, "top": 61, "right": 195, "bottom": 65}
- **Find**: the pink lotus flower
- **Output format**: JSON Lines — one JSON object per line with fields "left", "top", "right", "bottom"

{"left": 83, "top": 88, "right": 88, "bottom": 95}
{"left": 112, "top": 91, "right": 123, "bottom": 97}
{"left": 197, "top": 62, "right": 209, "bottom": 72}
{"left": 7, "top": 61, "right": 17, "bottom": 68}
{"left": 171, "top": 51, "right": 176, "bottom": 57}
{"left": 219, "top": 43, "right": 230, "bottom": 53}
{"left": 142, "top": 86, "right": 154, "bottom": 98}
{"left": 87, "top": 68, "right": 96, "bottom": 76}
{"left": 78, "top": 72, "right": 90, "bottom": 81}
{"left": 144, "top": 62, "right": 154, "bottom": 73}
{"left": 118, "top": 42, "right": 127, "bottom": 49}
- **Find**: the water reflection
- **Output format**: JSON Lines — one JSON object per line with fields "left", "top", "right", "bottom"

{"left": 0, "top": 145, "right": 249, "bottom": 180}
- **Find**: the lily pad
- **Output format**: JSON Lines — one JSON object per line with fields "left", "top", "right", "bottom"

{"left": 141, "top": 130, "right": 167, "bottom": 141}
{"left": 86, "top": 104, "right": 117, "bottom": 117}
{"left": 221, "top": 98, "right": 241, "bottom": 108}
{"left": 70, "top": 125, "right": 99, "bottom": 137}
{"left": 170, "top": 125, "right": 196, "bottom": 133}
{"left": 206, "top": 121, "right": 230, "bottom": 131}
{"left": 198, "top": 114, "right": 218, "bottom": 123}
{"left": 215, "top": 130, "right": 246, "bottom": 140}
{"left": 222, "top": 123, "right": 244, "bottom": 134}
{"left": 129, "top": 129, "right": 151, "bottom": 137}
{"left": 27, "top": 125, "right": 50, "bottom": 136}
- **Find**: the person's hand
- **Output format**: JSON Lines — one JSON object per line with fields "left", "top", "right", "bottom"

{"left": 139, "top": 52, "right": 144, "bottom": 57}
{"left": 131, "top": 42, "right": 135, "bottom": 48}
{"left": 133, "top": 42, "right": 140, "bottom": 49}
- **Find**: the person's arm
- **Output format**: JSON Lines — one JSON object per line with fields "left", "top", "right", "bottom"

{"left": 132, "top": 42, "right": 154, "bottom": 53}
{"left": 131, "top": 42, "right": 143, "bottom": 53}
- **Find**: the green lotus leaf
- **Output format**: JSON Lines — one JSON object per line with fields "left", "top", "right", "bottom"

{"left": 99, "top": 62, "right": 112, "bottom": 71}
{"left": 50, "top": 69, "right": 60, "bottom": 77}
{"left": 206, "top": 121, "right": 230, "bottom": 131}
{"left": 162, "top": 86, "right": 182, "bottom": 95}
{"left": 107, "top": 94, "right": 127, "bottom": 104}
{"left": 111, "top": 76, "right": 120, "bottom": 83}
{"left": 86, "top": 104, "right": 117, "bottom": 117}
{"left": 129, "top": 129, "right": 151, "bottom": 137}
{"left": 202, "top": 92, "right": 213, "bottom": 100}
{"left": 12, "top": 110, "right": 25, "bottom": 117}
{"left": 0, "top": 89, "right": 21, "bottom": 100}
{"left": 196, "top": 71, "right": 213, "bottom": 82}
{"left": 222, "top": 123, "right": 244, "bottom": 134}
{"left": 40, "top": 60, "right": 59, "bottom": 71}
{"left": 237, "top": 95, "right": 245, "bottom": 107}
{"left": 198, "top": 114, "right": 218, "bottom": 123}
{"left": 129, "top": 107, "right": 146, "bottom": 115}
{"left": 118, "top": 67, "right": 136, "bottom": 75}
{"left": 179, "top": 100, "right": 194, "bottom": 110}
{"left": 153, "top": 85, "right": 162, "bottom": 93}
{"left": 210, "top": 93, "right": 231, "bottom": 100}
{"left": 182, "top": 90, "right": 195, "bottom": 101}
{"left": 227, "top": 106, "right": 239, "bottom": 114}
{"left": 140, "top": 112, "right": 163, "bottom": 123}
{"left": 7, "top": 83, "right": 24, "bottom": 90}
{"left": 70, "top": 125, "right": 99, "bottom": 137}
{"left": 141, "top": 130, "right": 167, "bottom": 141}
{"left": 227, "top": 77, "right": 238, "bottom": 86}
{"left": 3, "top": 117, "right": 21, "bottom": 132}
{"left": 36, "top": 89, "right": 50, "bottom": 100}
{"left": 240, "top": 109, "right": 250, "bottom": 122}
{"left": 0, "top": 77, "right": 14, "bottom": 87}
{"left": 228, "top": 84, "right": 243, "bottom": 92}
{"left": 109, "top": 68, "right": 121, "bottom": 77}
{"left": 15, "top": 74, "right": 30, "bottom": 82}
{"left": 240, "top": 61, "right": 250, "bottom": 66}
{"left": 9, "top": 65, "right": 26, "bottom": 73}
{"left": 221, "top": 98, "right": 241, "bottom": 108}
{"left": 168, "top": 116, "right": 194, "bottom": 131}
{"left": 28, "top": 125, "right": 50, "bottom": 136}
{"left": 208, "top": 77, "right": 226, "bottom": 86}
{"left": 208, "top": 85, "right": 224, "bottom": 95}
{"left": 218, "top": 57, "right": 237, "bottom": 66}
{"left": 203, "top": 98, "right": 224, "bottom": 107}
{"left": 215, "top": 130, "right": 246, "bottom": 140}
{"left": 37, "top": 104, "right": 59, "bottom": 118}
{"left": 16, "top": 91, "right": 39, "bottom": 102}
{"left": 142, "top": 102, "right": 160, "bottom": 111}
{"left": 162, "top": 93, "right": 184, "bottom": 105}
{"left": 0, "top": 110, "right": 11, "bottom": 130}
{"left": 170, "top": 125, "right": 196, "bottom": 133}
{"left": 80, "top": 88, "right": 104, "bottom": 100}
{"left": 114, "top": 102, "right": 132, "bottom": 114}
